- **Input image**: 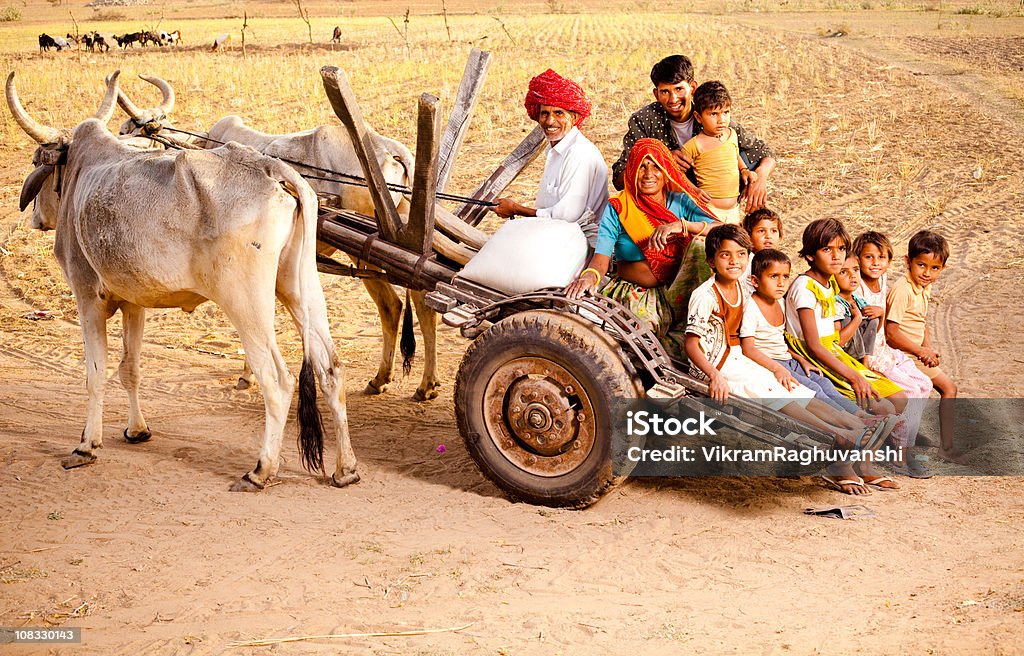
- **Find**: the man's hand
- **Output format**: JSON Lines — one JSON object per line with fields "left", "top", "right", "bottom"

{"left": 492, "top": 198, "right": 519, "bottom": 219}
{"left": 741, "top": 171, "right": 769, "bottom": 212}
{"left": 671, "top": 149, "right": 693, "bottom": 172}
{"left": 861, "top": 305, "right": 884, "bottom": 320}
{"left": 649, "top": 221, "right": 682, "bottom": 251}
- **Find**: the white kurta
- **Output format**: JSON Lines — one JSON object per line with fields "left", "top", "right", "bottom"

{"left": 534, "top": 126, "right": 609, "bottom": 246}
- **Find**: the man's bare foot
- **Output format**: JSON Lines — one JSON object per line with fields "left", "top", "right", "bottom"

{"left": 938, "top": 448, "right": 969, "bottom": 465}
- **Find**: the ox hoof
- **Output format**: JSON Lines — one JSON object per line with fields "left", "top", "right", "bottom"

{"left": 123, "top": 428, "right": 152, "bottom": 444}
{"left": 229, "top": 473, "right": 265, "bottom": 492}
{"left": 235, "top": 376, "right": 254, "bottom": 391}
{"left": 413, "top": 385, "right": 441, "bottom": 402}
{"left": 331, "top": 472, "right": 360, "bottom": 488}
{"left": 364, "top": 379, "right": 389, "bottom": 395}
{"left": 61, "top": 450, "right": 97, "bottom": 469}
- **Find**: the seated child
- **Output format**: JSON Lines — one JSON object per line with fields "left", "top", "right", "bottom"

{"left": 679, "top": 81, "right": 751, "bottom": 225}
{"left": 740, "top": 207, "right": 782, "bottom": 297}
{"left": 834, "top": 254, "right": 878, "bottom": 363}
{"left": 740, "top": 249, "right": 869, "bottom": 419}
{"left": 854, "top": 231, "right": 934, "bottom": 476}
{"left": 885, "top": 230, "right": 967, "bottom": 465}
{"left": 684, "top": 225, "right": 883, "bottom": 452}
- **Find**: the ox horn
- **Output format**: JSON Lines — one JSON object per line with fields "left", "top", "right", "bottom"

{"left": 5, "top": 72, "right": 63, "bottom": 145}
{"left": 141, "top": 74, "right": 174, "bottom": 114}
{"left": 94, "top": 70, "right": 120, "bottom": 124}
{"left": 112, "top": 73, "right": 144, "bottom": 119}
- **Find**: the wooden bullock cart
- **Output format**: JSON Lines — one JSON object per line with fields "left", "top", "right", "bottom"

{"left": 312, "top": 52, "right": 838, "bottom": 508}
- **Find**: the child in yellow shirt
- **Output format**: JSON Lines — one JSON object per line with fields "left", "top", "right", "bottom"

{"left": 679, "top": 81, "right": 753, "bottom": 225}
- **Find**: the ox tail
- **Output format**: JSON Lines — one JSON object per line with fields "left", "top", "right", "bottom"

{"left": 279, "top": 159, "right": 327, "bottom": 475}
{"left": 297, "top": 358, "right": 325, "bottom": 474}
{"left": 400, "top": 288, "right": 415, "bottom": 376}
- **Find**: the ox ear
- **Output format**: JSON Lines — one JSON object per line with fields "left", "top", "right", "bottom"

{"left": 19, "top": 164, "right": 54, "bottom": 212}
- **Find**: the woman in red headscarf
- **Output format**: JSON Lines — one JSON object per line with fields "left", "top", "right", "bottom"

{"left": 565, "top": 138, "right": 719, "bottom": 348}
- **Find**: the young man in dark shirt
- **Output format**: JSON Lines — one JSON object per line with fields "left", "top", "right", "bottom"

{"left": 611, "top": 55, "right": 776, "bottom": 213}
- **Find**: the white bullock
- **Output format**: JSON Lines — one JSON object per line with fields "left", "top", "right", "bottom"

{"left": 117, "top": 75, "right": 442, "bottom": 401}
{"left": 10, "top": 71, "right": 359, "bottom": 491}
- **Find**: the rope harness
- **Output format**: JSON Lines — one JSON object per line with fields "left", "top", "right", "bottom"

{"left": 152, "top": 124, "right": 497, "bottom": 207}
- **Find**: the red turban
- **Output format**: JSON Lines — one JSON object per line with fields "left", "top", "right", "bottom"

{"left": 524, "top": 69, "right": 591, "bottom": 127}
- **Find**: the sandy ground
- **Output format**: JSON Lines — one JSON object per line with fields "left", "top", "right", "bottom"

{"left": 2, "top": 12, "right": 1024, "bottom": 656}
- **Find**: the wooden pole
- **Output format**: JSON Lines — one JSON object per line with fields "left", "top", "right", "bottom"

{"left": 436, "top": 48, "right": 491, "bottom": 193}
{"left": 319, "top": 66, "right": 404, "bottom": 243}
{"left": 405, "top": 92, "right": 441, "bottom": 254}
{"left": 455, "top": 125, "right": 546, "bottom": 226}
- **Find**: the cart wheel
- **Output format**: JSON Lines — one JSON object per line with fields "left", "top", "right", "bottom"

{"left": 455, "top": 309, "right": 640, "bottom": 508}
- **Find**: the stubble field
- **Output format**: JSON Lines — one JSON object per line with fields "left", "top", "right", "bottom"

{"left": 1, "top": 3, "right": 1023, "bottom": 654}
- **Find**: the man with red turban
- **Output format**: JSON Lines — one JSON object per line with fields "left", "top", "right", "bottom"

{"left": 492, "top": 69, "right": 608, "bottom": 246}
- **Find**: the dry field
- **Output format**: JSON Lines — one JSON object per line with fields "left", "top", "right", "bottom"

{"left": 1, "top": 3, "right": 1023, "bottom": 654}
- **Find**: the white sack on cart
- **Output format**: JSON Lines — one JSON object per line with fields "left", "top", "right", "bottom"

{"left": 458, "top": 217, "right": 588, "bottom": 295}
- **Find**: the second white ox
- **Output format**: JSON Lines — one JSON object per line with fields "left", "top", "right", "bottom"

{"left": 116, "top": 76, "right": 442, "bottom": 401}
{"left": 11, "top": 71, "right": 360, "bottom": 491}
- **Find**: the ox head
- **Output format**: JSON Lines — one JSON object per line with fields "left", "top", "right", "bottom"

{"left": 7, "top": 70, "right": 120, "bottom": 230}
{"left": 114, "top": 74, "right": 175, "bottom": 137}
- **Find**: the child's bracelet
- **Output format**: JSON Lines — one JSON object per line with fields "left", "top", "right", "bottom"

{"left": 580, "top": 268, "right": 601, "bottom": 284}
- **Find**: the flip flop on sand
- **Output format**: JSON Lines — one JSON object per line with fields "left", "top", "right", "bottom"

{"left": 861, "top": 475, "right": 900, "bottom": 491}
{"left": 820, "top": 475, "right": 870, "bottom": 495}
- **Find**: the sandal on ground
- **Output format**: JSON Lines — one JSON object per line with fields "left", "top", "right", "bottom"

{"left": 861, "top": 475, "right": 900, "bottom": 491}
{"left": 820, "top": 475, "right": 871, "bottom": 495}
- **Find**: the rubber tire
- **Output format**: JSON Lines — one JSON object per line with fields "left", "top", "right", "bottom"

{"left": 455, "top": 309, "right": 641, "bottom": 508}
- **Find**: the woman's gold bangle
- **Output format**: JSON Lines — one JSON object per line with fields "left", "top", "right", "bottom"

{"left": 697, "top": 222, "right": 710, "bottom": 237}
{"left": 580, "top": 267, "right": 601, "bottom": 284}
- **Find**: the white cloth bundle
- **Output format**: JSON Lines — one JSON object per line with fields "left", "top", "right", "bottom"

{"left": 458, "top": 217, "right": 588, "bottom": 295}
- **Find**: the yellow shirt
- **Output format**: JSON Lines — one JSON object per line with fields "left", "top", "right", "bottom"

{"left": 680, "top": 129, "right": 740, "bottom": 199}
{"left": 886, "top": 273, "right": 929, "bottom": 346}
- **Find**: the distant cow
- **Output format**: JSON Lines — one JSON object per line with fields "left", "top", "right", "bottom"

{"left": 331, "top": 26, "right": 342, "bottom": 43}
{"left": 38, "top": 34, "right": 58, "bottom": 52}
{"left": 9, "top": 70, "right": 360, "bottom": 492}
{"left": 211, "top": 33, "right": 230, "bottom": 51}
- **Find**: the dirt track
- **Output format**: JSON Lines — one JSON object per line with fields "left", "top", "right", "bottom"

{"left": 2, "top": 13, "right": 1023, "bottom": 655}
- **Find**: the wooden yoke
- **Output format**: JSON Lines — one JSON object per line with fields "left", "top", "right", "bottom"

{"left": 407, "top": 93, "right": 441, "bottom": 254}
{"left": 456, "top": 126, "right": 546, "bottom": 227}
{"left": 320, "top": 66, "right": 403, "bottom": 244}
{"left": 436, "top": 48, "right": 491, "bottom": 194}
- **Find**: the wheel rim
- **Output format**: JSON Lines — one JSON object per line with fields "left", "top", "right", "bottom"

{"left": 482, "top": 356, "right": 597, "bottom": 478}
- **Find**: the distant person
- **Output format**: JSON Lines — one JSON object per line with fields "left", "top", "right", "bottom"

{"left": 612, "top": 54, "right": 775, "bottom": 213}
{"left": 491, "top": 69, "right": 608, "bottom": 246}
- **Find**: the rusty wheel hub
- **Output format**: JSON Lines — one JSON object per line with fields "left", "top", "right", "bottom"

{"left": 482, "top": 357, "right": 596, "bottom": 477}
